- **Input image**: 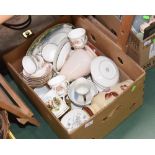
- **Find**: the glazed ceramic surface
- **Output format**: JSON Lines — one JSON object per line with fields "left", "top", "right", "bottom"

{"left": 60, "top": 48, "right": 96, "bottom": 82}
{"left": 26, "top": 24, "right": 73, "bottom": 56}
{"left": 42, "top": 90, "right": 69, "bottom": 118}
{"left": 91, "top": 56, "right": 119, "bottom": 88}
{"left": 61, "top": 109, "right": 90, "bottom": 133}
{"left": 22, "top": 56, "right": 37, "bottom": 74}
{"left": 68, "top": 77, "right": 98, "bottom": 106}
{"left": 68, "top": 28, "right": 87, "bottom": 49}
{"left": 53, "top": 38, "right": 71, "bottom": 72}
{"left": 48, "top": 75, "right": 69, "bottom": 97}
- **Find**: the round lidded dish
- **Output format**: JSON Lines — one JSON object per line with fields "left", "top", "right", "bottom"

{"left": 91, "top": 56, "right": 119, "bottom": 88}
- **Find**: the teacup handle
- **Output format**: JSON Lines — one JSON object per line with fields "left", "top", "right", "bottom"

{"left": 81, "top": 35, "right": 87, "bottom": 43}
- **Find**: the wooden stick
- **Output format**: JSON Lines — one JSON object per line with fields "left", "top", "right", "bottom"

{"left": 0, "top": 74, "right": 33, "bottom": 117}
{"left": 0, "top": 99, "right": 40, "bottom": 127}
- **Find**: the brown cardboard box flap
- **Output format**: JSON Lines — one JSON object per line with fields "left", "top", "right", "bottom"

{"left": 90, "top": 15, "right": 134, "bottom": 52}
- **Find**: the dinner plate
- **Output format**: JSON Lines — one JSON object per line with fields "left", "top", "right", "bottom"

{"left": 91, "top": 56, "right": 119, "bottom": 88}
{"left": 53, "top": 38, "right": 71, "bottom": 72}
{"left": 61, "top": 109, "right": 90, "bottom": 133}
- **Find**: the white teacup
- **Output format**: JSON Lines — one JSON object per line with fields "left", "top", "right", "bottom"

{"left": 48, "top": 75, "right": 69, "bottom": 97}
{"left": 68, "top": 28, "right": 87, "bottom": 49}
{"left": 22, "top": 56, "right": 37, "bottom": 75}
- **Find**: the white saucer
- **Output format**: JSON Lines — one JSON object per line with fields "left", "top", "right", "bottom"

{"left": 22, "top": 56, "right": 37, "bottom": 75}
{"left": 61, "top": 109, "right": 90, "bottom": 133}
{"left": 30, "top": 63, "right": 52, "bottom": 78}
{"left": 68, "top": 77, "right": 98, "bottom": 107}
{"left": 91, "top": 56, "right": 119, "bottom": 88}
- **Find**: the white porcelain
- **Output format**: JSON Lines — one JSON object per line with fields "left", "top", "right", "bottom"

{"left": 60, "top": 48, "right": 96, "bottom": 82}
{"left": 71, "top": 103, "right": 82, "bottom": 110}
{"left": 91, "top": 56, "right": 119, "bottom": 88}
{"left": 22, "top": 69, "right": 30, "bottom": 77}
{"left": 93, "top": 79, "right": 110, "bottom": 92}
{"left": 49, "top": 32, "right": 67, "bottom": 45}
{"left": 61, "top": 109, "right": 90, "bottom": 133}
{"left": 22, "top": 56, "right": 37, "bottom": 74}
{"left": 48, "top": 75, "right": 69, "bottom": 97}
{"left": 26, "top": 24, "right": 73, "bottom": 56}
{"left": 84, "top": 45, "right": 97, "bottom": 57}
{"left": 42, "top": 43, "right": 57, "bottom": 62}
{"left": 34, "top": 86, "right": 50, "bottom": 98}
{"left": 42, "top": 90, "right": 69, "bottom": 118}
{"left": 56, "top": 42, "right": 71, "bottom": 71}
{"left": 68, "top": 77, "right": 98, "bottom": 107}
{"left": 68, "top": 28, "right": 87, "bottom": 49}
{"left": 31, "top": 63, "right": 52, "bottom": 78}
{"left": 53, "top": 38, "right": 71, "bottom": 72}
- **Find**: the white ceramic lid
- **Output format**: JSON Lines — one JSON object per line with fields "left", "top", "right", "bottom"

{"left": 42, "top": 43, "right": 57, "bottom": 62}
{"left": 22, "top": 56, "right": 37, "bottom": 74}
{"left": 91, "top": 56, "right": 119, "bottom": 88}
{"left": 61, "top": 109, "right": 89, "bottom": 133}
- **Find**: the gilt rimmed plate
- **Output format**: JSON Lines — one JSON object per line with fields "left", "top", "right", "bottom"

{"left": 26, "top": 24, "right": 73, "bottom": 56}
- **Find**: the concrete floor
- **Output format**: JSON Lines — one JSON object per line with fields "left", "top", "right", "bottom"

{"left": 4, "top": 67, "right": 155, "bottom": 139}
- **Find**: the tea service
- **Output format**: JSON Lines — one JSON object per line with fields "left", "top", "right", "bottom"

{"left": 48, "top": 75, "right": 69, "bottom": 97}
{"left": 68, "top": 77, "right": 98, "bottom": 107}
{"left": 61, "top": 109, "right": 90, "bottom": 133}
{"left": 21, "top": 23, "right": 129, "bottom": 133}
{"left": 68, "top": 28, "right": 88, "bottom": 49}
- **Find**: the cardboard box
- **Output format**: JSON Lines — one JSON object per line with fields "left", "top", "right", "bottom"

{"left": 127, "top": 31, "right": 155, "bottom": 70}
{"left": 3, "top": 16, "right": 145, "bottom": 138}
{"left": 90, "top": 15, "right": 155, "bottom": 70}
{"left": 89, "top": 15, "right": 134, "bottom": 52}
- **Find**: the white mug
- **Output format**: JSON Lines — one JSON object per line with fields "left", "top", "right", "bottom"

{"left": 68, "top": 28, "right": 87, "bottom": 49}
{"left": 48, "top": 75, "right": 69, "bottom": 97}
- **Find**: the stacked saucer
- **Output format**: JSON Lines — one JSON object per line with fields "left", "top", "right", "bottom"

{"left": 22, "top": 63, "right": 53, "bottom": 88}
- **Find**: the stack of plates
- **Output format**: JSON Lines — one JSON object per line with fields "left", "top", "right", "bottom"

{"left": 22, "top": 63, "right": 53, "bottom": 88}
